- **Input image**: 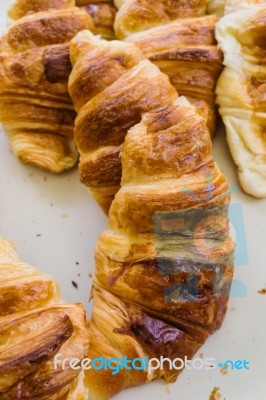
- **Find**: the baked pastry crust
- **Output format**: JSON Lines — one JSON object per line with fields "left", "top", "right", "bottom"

{"left": 69, "top": 31, "right": 177, "bottom": 212}
{"left": 114, "top": 0, "right": 208, "bottom": 39}
{"left": 125, "top": 15, "right": 223, "bottom": 135}
{"left": 114, "top": 0, "right": 223, "bottom": 137}
{"left": 0, "top": 6, "right": 93, "bottom": 173}
{"left": 8, "top": 0, "right": 116, "bottom": 39}
{"left": 0, "top": 1, "right": 116, "bottom": 173}
{"left": 86, "top": 97, "right": 234, "bottom": 399}
{"left": 216, "top": 3, "right": 266, "bottom": 197}
{"left": 0, "top": 237, "right": 89, "bottom": 399}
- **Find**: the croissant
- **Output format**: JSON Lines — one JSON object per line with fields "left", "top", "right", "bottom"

{"left": 216, "top": 2, "right": 266, "bottom": 197}
{"left": 113, "top": 1, "right": 223, "bottom": 136}
{"left": 113, "top": 0, "right": 208, "bottom": 38}
{"left": 0, "top": 0, "right": 115, "bottom": 174}
{"left": 83, "top": 96, "right": 234, "bottom": 399}
{"left": 0, "top": 237, "right": 89, "bottom": 399}
{"left": 8, "top": 0, "right": 117, "bottom": 40}
{"left": 69, "top": 31, "right": 177, "bottom": 212}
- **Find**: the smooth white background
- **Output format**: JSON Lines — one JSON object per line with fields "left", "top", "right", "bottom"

{"left": 0, "top": 3, "right": 266, "bottom": 399}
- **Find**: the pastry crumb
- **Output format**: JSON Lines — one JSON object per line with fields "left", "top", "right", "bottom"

{"left": 209, "top": 387, "right": 222, "bottom": 400}
{"left": 258, "top": 288, "right": 266, "bottom": 295}
{"left": 164, "top": 385, "right": 171, "bottom": 394}
{"left": 230, "top": 307, "right": 236, "bottom": 311}
{"left": 76, "top": 261, "right": 79, "bottom": 266}
{"left": 36, "top": 234, "right": 42, "bottom": 237}
{"left": 220, "top": 367, "right": 228, "bottom": 375}
{"left": 88, "top": 272, "right": 93, "bottom": 278}
{"left": 62, "top": 213, "right": 68, "bottom": 218}
{"left": 71, "top": 281, "right": 78, "bottom": 289}
{"left": 199, "top": 353, "right": 204, "bottom": 359}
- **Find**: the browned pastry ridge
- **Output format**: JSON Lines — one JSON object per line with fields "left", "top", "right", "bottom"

{"left": 114, "top": 0, "right": 223, "bottom": 136}
{"left": 8, "top": 0, "right": 117, "bottom": 40}
{"left": 84, "top": 96, "right": 234, "bottom": 399}
{"left": 0, "top": 237, "right": 89, "bottom": 399}
{"left": 69, "top": 31, "right": 177, "bottom": 212}
{"left": 0, "top": 0, "right": 116, "bottom": 173}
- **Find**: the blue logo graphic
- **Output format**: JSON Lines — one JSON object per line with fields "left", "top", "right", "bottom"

{"left": 152, "top": 180, "right": 248, "bottom": 302}
{"left": 217, "top": 359, "right": 250, "bottom": 370}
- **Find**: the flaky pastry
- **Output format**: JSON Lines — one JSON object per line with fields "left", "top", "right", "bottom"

{"left": 69, "top": 31, "right": 177, "bottom": 212}
{"left": 0, "top": 237, "right": 89, "bottom": 399}
{"left": 114, "top": 0, "right": 223, "bottom": 136}
{"left": 216, "top": 3, "right": 266, "bottom": 197}
{"left": 0, "top": 0, "right": 116, "bottom": 173}
{"left": 84, "top": 97, "right": 234, "bottom": 399}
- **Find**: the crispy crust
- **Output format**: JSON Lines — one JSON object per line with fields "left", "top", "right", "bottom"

{"left": 85, "top": 98, "right": 233, "bottom": 399}
{"left": 0, "top": 238, "right": 89, "bottom": 399}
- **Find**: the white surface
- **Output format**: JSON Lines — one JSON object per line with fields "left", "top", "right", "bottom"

{"left": 0, "top": 4, "right": 266, "bottom": 400}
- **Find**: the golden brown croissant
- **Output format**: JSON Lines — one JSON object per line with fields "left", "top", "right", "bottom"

{"left": 113, "top": 1, "right": 223, "bottom": 136}
{"left": 8, "top": 0, "right": 117, "bottom": 40}
{"left": 0, "top": 6, "right": 93, "bottom": 173}
{"left": 216, "top": 3, "right": 266, "bottom": 197}
{"left": 125, "top": 15, "right": 223, "bottom": 135}
{"left": 0, "top": 0, "right": 115, "bottom": 174}
{"left": 113, "top": 0, "right": 208, "bottom": 38}
{"left": 0, "top": 237, "right": 89, "bottom": 399}
{"left": 84, "top": 96, "right": 234, "bottom": 399}
{"left": 69, "top": 31, "right": 177, "bottom": 212}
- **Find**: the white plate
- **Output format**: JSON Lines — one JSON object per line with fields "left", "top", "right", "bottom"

{"left": 0, "top": 4, "right": 266, "bottom": 400}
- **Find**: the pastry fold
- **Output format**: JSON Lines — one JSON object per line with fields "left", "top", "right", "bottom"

{"left": 0, "top": 238, "right": 89, "bottom": 399}
{"left": 114, "top": 0, "right": 223, "bottom": 137}
{"left": 69, "top": 31, "right": 177, "bottom": 212}
{"left": 125, "top": 16, "right": 223, "bottom": 134}
{"left": 8, "top": 0, "right": 116, "bottom": 39}
{"left": 114, "top": 0, "right": 208, "bottom": 39}
{"left": 216, "top": 3, "right": 266, "bottom": 197}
